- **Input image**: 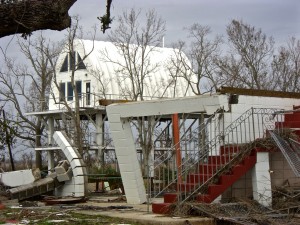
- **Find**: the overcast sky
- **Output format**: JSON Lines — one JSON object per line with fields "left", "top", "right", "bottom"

{"left": 70, "top": 0, "right": 300, "bottom": 45}
{"left": 1, "top": 0, "right": 300, "bottom": 59}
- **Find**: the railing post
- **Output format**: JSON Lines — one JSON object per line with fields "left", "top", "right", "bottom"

{"left": 251, "top": 107, "right": 256, "bottom": 140}
{"left": 172, "top": 114, "right": 182, "bottom": 184}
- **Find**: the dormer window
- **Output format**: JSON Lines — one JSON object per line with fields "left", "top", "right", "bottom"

{"left": 60, "top": 51, "right": 87, "bottom": 72}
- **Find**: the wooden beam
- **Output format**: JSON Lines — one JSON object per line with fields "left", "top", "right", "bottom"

{"left": 217, "top": 86, "right": 300, "bottom": 99}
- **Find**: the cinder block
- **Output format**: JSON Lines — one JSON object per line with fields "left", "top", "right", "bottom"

{"left": 73, "top": 175, "right": 85, "bottom": 185}
{"left": 232, "top": 188, "right": 246, "bottom": 198}
{"left": 118, "top": 164, "right": 135, "bottom": 172}
{"left": 256, "top": 152, "right": 269, "bottom": 163}
{"left": 283, "top": 169, "right": 295, "bottom": 178}
{"left": 64, "top": 146, "right": 81, "bottom": 160}
{"left": 122, "top": 172, "right": 139, "bottom": 181}
{"left": 55, "top": 160, "right": 69, "bottom": 173}
{"left": 70, "top": 158, "right": 83, "bottom": 169}
{"left": 270, "top": 170, "right": 284, "bottom": 179}
{"left": 270, "top": 152, "right": 284, "bottom": 162}
{"left": 255, "top": 161, "right": 270, "bottom": 172}
{"left": 57, "top": 167, "right": 73, "bottom": 182}
{"left": 271, "top": 160, "right": 284, "bottom": 170}
{"left": 109, "top": 122, "right": 123, "bottom": 131}
{"left": 116, "top": 155, "right": 134, "bottom": 164}
{"left": 74, "top": 184, "right": 85, "bottom": 194}
{"left": 72, "top": 166, "right": 85, "bottom": 177}
{"left": 107, "top": 113, "right": 121, "bottom": 123}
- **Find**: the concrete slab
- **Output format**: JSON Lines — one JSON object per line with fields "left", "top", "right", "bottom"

{"left": 75, "top": 196, "right": 215, "bottom": 225}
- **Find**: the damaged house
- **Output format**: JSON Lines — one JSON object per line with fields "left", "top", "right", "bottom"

{"left": 2, "top": 39, "right": 300, "bottom": 215}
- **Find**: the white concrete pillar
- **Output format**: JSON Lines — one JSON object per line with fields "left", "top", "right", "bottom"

{"left": 96, "top": 113, "right": 104, "bottom": 165}
{"left": 252, "top": 152, "right": 272, "bottom": 207}
{"left": 47, "top": 117, "right": 55, "bottom": 172}
{"left": 106, "top": 110, "right": 147, "bottom": 204}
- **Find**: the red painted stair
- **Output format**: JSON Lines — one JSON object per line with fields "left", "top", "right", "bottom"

{"left": 152, "top": 148, "right": 257, "bottom": 214}
{"left": 152, "top": 106, "right": 300, "bottom": 214}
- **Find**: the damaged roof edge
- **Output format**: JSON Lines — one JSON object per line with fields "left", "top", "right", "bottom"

{"left": 217, "top": 86, "right": 300, "bottom": 99}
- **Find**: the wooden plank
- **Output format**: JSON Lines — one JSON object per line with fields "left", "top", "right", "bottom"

{"left": 217, "top": 86, "right": 300, "bottom": 99}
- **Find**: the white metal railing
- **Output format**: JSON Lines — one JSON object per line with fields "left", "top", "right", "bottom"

{"left": 49, "top": 92, "right": 170, "bottom": 110}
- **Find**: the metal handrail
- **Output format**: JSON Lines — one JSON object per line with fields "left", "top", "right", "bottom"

{"left": 149, "top": 107, "right": 285, "bottom": 204}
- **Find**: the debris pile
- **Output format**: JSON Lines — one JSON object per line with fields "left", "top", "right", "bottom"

{"left": 173, "top": 198, "right": 300, "bottom": 225}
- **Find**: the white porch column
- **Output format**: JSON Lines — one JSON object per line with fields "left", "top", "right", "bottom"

{"left": 252, "top": 152, "right": 272, "bottom": 207}
{"left": 47, "top": 117, "right": 55, "bottom": 173}
{"left": 96, "top": 113, "right": 104, "bottom": 165}
{"left": 106, "top": 110, "right": 147, "bottom": 204}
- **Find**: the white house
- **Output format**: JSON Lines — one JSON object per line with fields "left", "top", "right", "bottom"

{"left": 49, "top": 39, "right": 196, "bottom": 110}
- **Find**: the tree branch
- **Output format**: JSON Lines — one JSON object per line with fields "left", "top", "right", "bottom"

{"left": 0, "top": 0, "right": 76, "bottom": 38}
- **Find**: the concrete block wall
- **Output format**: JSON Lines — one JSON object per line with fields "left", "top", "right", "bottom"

{"left": 221, "top": 169, "right": 253, "bottom": 202}
{"left": 270, "top": 152, "right": 300, "bottom": 188}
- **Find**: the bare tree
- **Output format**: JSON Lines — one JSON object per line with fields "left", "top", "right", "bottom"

{"left": 271, "top": 37, "right": 300, "bottom": 92}
{"left": 104, "top": 8, "right": 166, "bottom": 101}
{"left": 0, "top": 33, "right": 59, "bottom": 169}
{"left": 100, "top": 8, "right": 166, "bottom": 174}
{"left": 217, "top": 19, "right": 274, "bottom": 89}
{"left": 0, "top": 110, "right": 17, "bottom": 171}
{"left": 50, "top": 17, "right": 96, "bottom": 155}
{"left": 168, "top": 24, "right": 223, "bottom": 95}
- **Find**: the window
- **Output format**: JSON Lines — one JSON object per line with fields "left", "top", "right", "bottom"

{"left": 86, "top": 82, "right": 91, "bottom": 105}
{"left": 59, "top": 51, "right": 87, "bottom": 72}
{"left": 60, "top": 57, "right": 68, "bottom": 72}
{"left": 59, "top": 83, "right": 66, "bottom": 101}
{"left": 77, "top": 53, "right": 87, "bottom": 70}
{"left": 67, "top": 82, "right": 73, "bottom": 101}
{"left": 76, "top": 81, "right": 82, "bottom": 99}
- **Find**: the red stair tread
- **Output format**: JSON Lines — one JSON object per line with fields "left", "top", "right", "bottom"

{"left": 177, "top": 183, "right": 197, "bottom": 192}
{"left": 164, "top": 193, "right": 178, "bottom": 203}
{"left": 187, "top": 173, "right": 212, "bottom": 183}
{"left": 152, "top": 202, "right": 172, "bottom": 214}
{"left": 199, "top": 164, "right": 219, "bottom": 173}
{"left": 220, "top": 145, "right": 241, "bottom": 155}
{"left": 208, "top": 155, "right": 231, "bottom": 164}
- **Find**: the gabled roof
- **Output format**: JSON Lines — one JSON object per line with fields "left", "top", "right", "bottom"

{"left": 56, "top": 39, "right": 196, "bottom": 99}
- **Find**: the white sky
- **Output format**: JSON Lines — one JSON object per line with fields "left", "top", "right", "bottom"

{"left": 1, "top": 0, "right": 300, "bottom": 59}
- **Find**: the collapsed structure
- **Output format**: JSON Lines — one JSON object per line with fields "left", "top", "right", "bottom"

{"left": 1, "top": 40, "right": 299, "bottom": 214}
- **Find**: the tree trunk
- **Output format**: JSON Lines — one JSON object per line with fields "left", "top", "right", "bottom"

{"left": 0, "top": 0, "right": 76, "bottom": 38}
